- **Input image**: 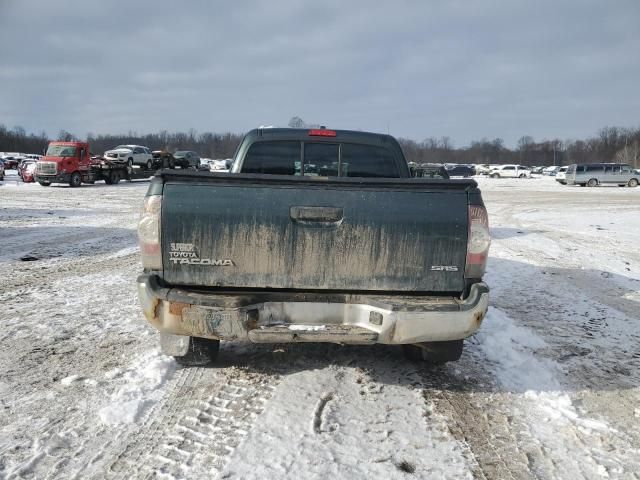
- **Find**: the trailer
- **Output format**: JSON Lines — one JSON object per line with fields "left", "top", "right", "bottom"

{"left": 34, "top": 141, "right": 170, "bottom": 187}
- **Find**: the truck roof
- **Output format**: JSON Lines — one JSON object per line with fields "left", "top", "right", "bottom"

{"left": 250, "top": 127, "right": 400, "bottom": 146}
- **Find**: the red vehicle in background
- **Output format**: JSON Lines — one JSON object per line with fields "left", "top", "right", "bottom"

{"left": 18, "top": 160, "right": 37, "bottom": 182}
{"left": 34, "top": 141, "right": 157, "bottom": 187}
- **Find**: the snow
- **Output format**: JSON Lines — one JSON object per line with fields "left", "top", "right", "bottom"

{"left": 98, "top": 349, "right": 176, "bottom": 425}
{"left": 220, "top": 365, "right": 473, "bottom": 480}
{"left": 1, "top": 173, "right": 640, "bottom": 478}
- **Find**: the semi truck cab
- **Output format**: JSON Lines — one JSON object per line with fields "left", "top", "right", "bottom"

{"left": 35, "top": 141, "right": 91, "bottom": 187}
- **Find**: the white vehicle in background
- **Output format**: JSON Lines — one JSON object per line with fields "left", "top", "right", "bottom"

{"left": 489, "top": 164, "right": 531, "bottom": 178}
{"left": 104, "top": 145, "right": 153, "bottom": 169}
{"left": 209, "top": 159, "right": 233, "bottom": 171}
{"left": 474, "top": 164, "right": 492, "bottom": 175}
{"left": 543, "top": 166, "right": 560, "bottom": 176}
{"left": 555, "top": 166, "right": 569, "bottom": 184}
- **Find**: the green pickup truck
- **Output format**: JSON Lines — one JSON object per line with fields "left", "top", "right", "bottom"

{"left": 137, "top": 128, "right": 490, "bottom": 365}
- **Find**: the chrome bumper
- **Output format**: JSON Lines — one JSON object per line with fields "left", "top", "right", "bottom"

{"left": 137, "top": 275, "right": 489, "bottom": 354}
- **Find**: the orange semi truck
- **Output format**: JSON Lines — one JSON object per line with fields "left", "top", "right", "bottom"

{"left": 34, "top": 141, "right": 159, "bottom": 187}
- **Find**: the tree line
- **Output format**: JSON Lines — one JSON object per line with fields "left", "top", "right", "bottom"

{"left": 398, "top": 126, "right": 640, "bottom": 168}
{"left": 1, "top": 122, "right": 639, "bottom": 168}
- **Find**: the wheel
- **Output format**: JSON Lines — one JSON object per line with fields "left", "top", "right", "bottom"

{"left": 587, "top": 178, "right": 598, "bottom": 187}
{"left": 628, "top": 178, "right": 639, "bottom": 187}
{"left": 111, "top": 171, "right": 120, "bottom": 184}
{"left": 38, "top": 181, "right": 51, "bottom": 186}
{"left": 173, "top": 337, "right": 220, "bottom": 366}
{"left": 490, "top": 173, "right": 499, "bottom": 178}
{"left": 146, "top": 159, "right": 153, "bottom": 170}
{"left": 127, "top": 158, "right": 133, "bottom": 167}
{"left": 69, "top": 172, "right": 82, "bottom": 188}
{"left": 402, "top": 340, "right": 463, "bottom": 365}
{"left": 519, "top": 173, "right": 525, "bottom": 178}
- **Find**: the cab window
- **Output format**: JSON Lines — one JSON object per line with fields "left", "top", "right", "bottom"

{"left": 242, "top": 141, "right": 301, "bottom": 175}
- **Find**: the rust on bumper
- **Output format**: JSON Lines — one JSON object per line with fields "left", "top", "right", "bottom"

{"left": 137, "top": 275, "right": 489, "bottom": 346}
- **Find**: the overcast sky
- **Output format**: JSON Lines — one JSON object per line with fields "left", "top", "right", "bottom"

{"left": 1, "top": 0, "right": 639, "bottom": 147}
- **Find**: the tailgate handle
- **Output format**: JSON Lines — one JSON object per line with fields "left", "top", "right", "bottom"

{"left": 290, "top": 206, "right": 344, "bottom": 227}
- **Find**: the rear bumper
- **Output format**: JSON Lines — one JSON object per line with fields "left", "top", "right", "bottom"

{"left": 138, "top": 275, "right": 489, "bottom": 351}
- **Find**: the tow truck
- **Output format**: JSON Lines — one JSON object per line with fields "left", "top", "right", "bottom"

{"left": 34, "top": 141, "right": 164, "bottom": 187}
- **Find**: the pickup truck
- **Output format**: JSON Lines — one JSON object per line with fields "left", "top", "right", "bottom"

{"left": 137, "top": 128, "right": 490, "bottom": 365}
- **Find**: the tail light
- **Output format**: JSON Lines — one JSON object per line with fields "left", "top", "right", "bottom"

{"left": 465, "top": 205, "right": 490, "bottom": 278}
{"left": 138, "top": 195, "right": 162, "bottom": 270}
{"left": 308, "top": 129, "right": 336, "bottom": 137}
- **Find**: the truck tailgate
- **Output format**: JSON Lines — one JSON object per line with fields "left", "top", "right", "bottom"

{"left": 161, "top": 175, "right": 470, "bottom": 293}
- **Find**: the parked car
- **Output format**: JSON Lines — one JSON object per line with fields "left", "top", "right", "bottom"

{"left": 555, "top": 166, "right": 569, "bottom": 184}
{"left": 542, "top": 166, "right": 560, "bottom": 176}
{"left": 18, "top": 160, "right": 36, "bottom": 180}
{"left": 444, "top": 164, "right": 474, "bottom": 177}
{"left": 474, "top": 164, "right": 492, "bottom": 175}
{"left": 152, "top": 151, "right": 177, "bottom": 169}
{"left": 531, "top": 166, "right": 545, "bottom": 174}
{"left": 21, "top": 162, "right": 37, "bottom": 183}
{"left": 209, "top": 159, "right": 233, "bottom": 171}
{"left": 489, "top": 165, "right": 531, "bottom": 178}
{"left": 0, "top": 159, "right": 4, "bottom": 180}
{"left": 104, "top": 145, "right": 153, "bottom": 168}
{"left": 173, "top": 150, "right": 201, "bottom": 169}
{"left": 410, "top": 163, "right": 449, "bottom": 179}
{"left": 565, "top": 163, "right": 639, "bottom": 187}
{"left": 1, "top": 155, "right": 19, "bottom": 169}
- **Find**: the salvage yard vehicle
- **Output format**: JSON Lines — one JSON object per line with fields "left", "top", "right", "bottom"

{"left": 152, "top": 150, "right": 176, "bottom": 169}
{"left": 565, "top": 163, "right": 639, "bottom": 187}
{"left": 409, "top": 163, "right": 449, "bottom": 179}
{"left": 445, "top": 164, "right": 475, "bottom": 177}
{"left": 19, "top": 161, "right": 36, "bottom": 183}
{"left": 555, "top": 166, "right": 568, "bottom": 184}
{"left": 173, "top": 150, "right": 200, "bottom": 169}
{"left": 34, "top": 141, "right": 157, "bottom": 187}
{"left": 104, "top": 145, "right": 153, "bottom": 169}
{"left": 137, "top": 127, "right": 491, "bottom": 366}
{"left": 489, "top": 164, "right": 531, "bottom": 178}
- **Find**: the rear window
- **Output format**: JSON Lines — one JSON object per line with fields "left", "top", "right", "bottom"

{"left": 242, "top": 141, "right": 301, "bottom": 175}
{"left": 340, "top": 143, "right": 399, "bottom": 177}
{"left": 304, "top": 143, "right": 339, "bottom": 176}
{"left": 241, "top": 140, "right": 400, "bottom": 177}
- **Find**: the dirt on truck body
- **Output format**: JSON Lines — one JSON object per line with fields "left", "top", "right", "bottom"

{"left": 136, "top": 128, "right": 491, "bottom": 365}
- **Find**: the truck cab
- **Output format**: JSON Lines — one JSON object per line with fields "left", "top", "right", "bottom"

{"left": 35, "top": 141, "right": 91, "bottom": 187}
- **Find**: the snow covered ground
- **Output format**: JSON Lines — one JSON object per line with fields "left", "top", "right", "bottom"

{"left": 0, "top": 174, "right": 639, "bottom": 479}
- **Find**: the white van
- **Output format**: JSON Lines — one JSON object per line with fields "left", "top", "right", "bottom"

{"left": 565, "top": 163, "right": 639, "bottom": 187}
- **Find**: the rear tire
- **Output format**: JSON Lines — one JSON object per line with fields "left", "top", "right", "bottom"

{"left": 628, "top": 178, "right": 639, "bottom": 187}
{"left": 587, "top": 178, "right": 598, "bottom": 187}
{"left": 111, "top": 171, "right": 120, "bottom": 184}
{"left": 173, "top": 337, "right": 220, "bottom": 366}
{"left": 38, "top": 181, "right": 51, "bottom": 186}
{"left": 70, "top": 172, "right": 81, "bottom": 188}
{"left": 403, "top": 340, "right": 464, "bottom": 365}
